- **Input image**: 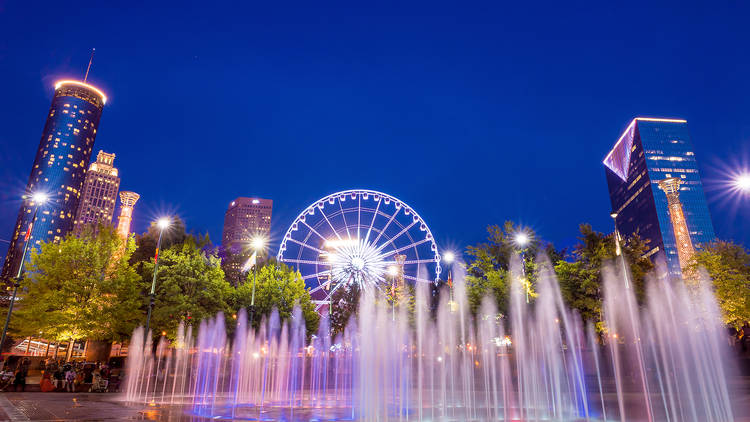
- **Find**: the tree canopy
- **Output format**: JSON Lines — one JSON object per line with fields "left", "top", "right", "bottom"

{"left": 12, "top": 226, "right": 142, "bottom": 343}
{"left": 689, "top": 240, "right": 750, "bottom": 328}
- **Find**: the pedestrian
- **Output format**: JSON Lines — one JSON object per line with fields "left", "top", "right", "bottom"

{"left": 65, "top": 367, "right": 76, "bottom": 392}
{"left": 53, "top": 367, "right": 64, "bottom": 390}
{"left": 40, "top": 370, "right": 54, "bottom": 392}
{"left": 13, "top": 369, "right": 25, "bottom": 392}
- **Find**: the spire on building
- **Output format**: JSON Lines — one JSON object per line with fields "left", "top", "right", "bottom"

{"left": 658, "top": 177, "right": 696, "bottom": 274}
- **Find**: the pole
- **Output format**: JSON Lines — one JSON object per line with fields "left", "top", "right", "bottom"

{"left": 520, "top": 249, "right": 529, "bottom": 303}
{"left": 0, "top": 205, "right": 39, "bottom": 354}
{"left": 248, "top": 264, "right": 257, "bottom": 329}
{"left": 610, "top": 213, "right": 630, "bottom": 289}
{"left": 144, "top": 226, "right": 165, "bottom": 342}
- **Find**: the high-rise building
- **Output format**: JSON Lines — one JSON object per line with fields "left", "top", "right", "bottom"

{"left": 116, "top": 191, "right": 140, "bottom": 239}
{"left": 221, "top": 197, "right": 273, "bottom": 282}
{"left": 604, "top": 117, "right": 715, "bottom": 276}
{"left": 73, "top": 150, "right": 120, "bottom": 235}
{"left": 2, "top": 80, "right": 106, "bottom": 280}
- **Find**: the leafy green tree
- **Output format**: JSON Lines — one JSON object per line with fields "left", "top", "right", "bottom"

{"left": 232, "top": 262, "right": 320, "bottom": 337}
{"left": 688, "top": 240, "right": 750, "bottom": 328}
{"left": 465, "top": 222, "right": 552, "bottom": 316}
{"left": 329, "top": 282, "right": 360, "bottom": 337}
{"left": 555, "top": 224, "right": 653, "bottom": 332}
{"left": 12, "top": 226, "right": 142, "bottom": 346}
{"left": 141, "top": 237, "right": 232, "bottom": 341}
{"left": 129, "top": 218, "right": 190, "bottom": 267}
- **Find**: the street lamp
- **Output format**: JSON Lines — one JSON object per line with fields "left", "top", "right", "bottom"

{"left": 733, "top": 173, "right": 750, "bottom": 194}
{"left": 0, "top": 192, "right": 48, "bottom": 353}
{"left": 145, "top": 217, "right": 171, "bottom": 341}
{"left": 610, "top": 211, "right": 630, "bottom": 289}
{"left": 513, "top": 231, "right": 531, "bottom": 303}
{"left": 248, "top": 235, "right": 266, "bottom": 327}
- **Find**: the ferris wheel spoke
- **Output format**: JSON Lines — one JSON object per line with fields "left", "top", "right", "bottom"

{"left": 320, "top": 210, "right": 344, "bottom": 242}
{"left": 403, "top": 274, "right": 436, "bottom": 284}
{"left": 374, "top": 219, "right": 419, "bottom": 253}
{"left": 363, "top": 198, "right": 382, "bottom": 245}
{"left": 382, "top": 258, "right": 438, "bottom": 265}
{"left": 379, "top": 237, "right": 432, "bottom": 259}
{"left": 357, "top": 194, "right": 362, "bottom": 242}
{"left": 338, "top": 199, "right": 352, "bottom": 239}
{"left": 299, "top": 219, "right": 329, "bottom": 243}
{"left": 286, "top": 237, "right": 327, "bottom": 255}
{"left": 303, "top": 271, "right": 333, "bottom": 281}
{"left": 371, "top": 206, "right": 400, "bottom": 246}
{"left": 309, "top": 279, "right": 333, "bottom": 294}
{"left": 282, "top": 258, "right": 332, "bottom": 266}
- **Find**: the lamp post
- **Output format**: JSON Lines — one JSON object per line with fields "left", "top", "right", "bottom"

{"left": 610, "top": 212, "right": 630, "bottom": 289}
{"left": 442, "top": 251, "right": 456, "bottom": 308}
{"left": 0, "top": 192, "right": 48, "bottom": 353}
{"left": 248, "top": 236, "right": 266, "bottom": 328}
{"left": 144, "top": 217, "right": 170, "bottom": 341}
{"left": 514, "top": 232, "right": 530, "bottom": 303}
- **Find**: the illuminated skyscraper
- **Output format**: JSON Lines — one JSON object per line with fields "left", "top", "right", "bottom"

{"left": 73, "top": 150, "right": 120, "bottom": 235}
{"left": 221, "top": 197, "right": 273, "bottom": 282}
{"left": 116, "top": 191, "right": 140, "bottom": 239}
{"left": 604, "top": 117, "right": 715, "bottom": 276}
{"left": 2, "top": 80, "right": 106, "bottom": 280}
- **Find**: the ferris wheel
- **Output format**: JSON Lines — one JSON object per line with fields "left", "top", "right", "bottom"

{"left": 277, "top": 189, "right": 442, "bottom": 310}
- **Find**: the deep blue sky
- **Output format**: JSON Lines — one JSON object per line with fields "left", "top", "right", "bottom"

{"left": 1, "top": 1, "right": 749, "bottom": 261}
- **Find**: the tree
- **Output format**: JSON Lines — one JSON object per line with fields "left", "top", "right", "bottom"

{"left": 464, "top": 222, "right": 553, "bottom": 316}
{"left": 12, "top": 226, "right": 142, "bottom": 346}
{"left": 555, "top": 224, "right": 653, "bottom": 332}
{"left": 329, "top": 282, "right": 360, "bottom": 337}
{"left": 689, "top": 240, "right": 750, "bottom": 328}
{"left": 232, "top": 262, "right": 320, "bottom": 337}
{"left": 141, "top": 237, "right": 232, "bottom": 341}
{"left": 129, "top": 217, "right": 190, "bottom": 267}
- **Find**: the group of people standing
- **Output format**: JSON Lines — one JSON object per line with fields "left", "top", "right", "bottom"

{"left": 0, "top": 358, "right": 121, "bottom": 393}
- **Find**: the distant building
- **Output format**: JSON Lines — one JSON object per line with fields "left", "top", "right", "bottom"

{"left": 604, "top": 117, "right": 715, "bottom": 276}
{"left": 116, "top": 191, "right": 140, "bottom": 239}
{"left": 2, "top": 80, "right": 106, "bottom": 280}
{"left": 221, "top": 197, "right": 273, "bottom": 282}
{"left": 73, "top": 151, "right": 120, "bottom": 235}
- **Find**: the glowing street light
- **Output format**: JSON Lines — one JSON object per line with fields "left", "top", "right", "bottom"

{"left": 514, "top": 232, "right": 530, "bottom": 248}
{"left": 145, "top": 217, "right": 171, "bottom": 340}
{"left": 248, "top": 235, "right": 268, "bottom": 327}
{"left": 0, "top": 192, "right": 49, "bottom": 351}
{"left": 443, "top": 251, "right": 455, "bottom": 264}
{"left": 387, "top": 265, "right": 399, "bottom": 277}
{"left": 733, "top": 173, "right": 750, "bottom": 193}
{"left": 513, "top": 230, "right": 532, "bottom": 303}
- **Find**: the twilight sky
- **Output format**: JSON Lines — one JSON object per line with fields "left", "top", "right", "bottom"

{"left": 1, "top": 1, "right": 749, "bottom": 262}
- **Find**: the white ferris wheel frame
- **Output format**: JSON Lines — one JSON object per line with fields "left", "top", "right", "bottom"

{"left": 277, "top": 189, "right": 442, "bottom": 308}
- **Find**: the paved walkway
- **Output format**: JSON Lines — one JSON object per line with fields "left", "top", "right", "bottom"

{"left": 0, "top": 393, "right": 144, "bottom": 421}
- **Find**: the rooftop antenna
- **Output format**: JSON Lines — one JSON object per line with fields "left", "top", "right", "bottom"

{"left": 83, "top": 48, "right": 95, "bottom": 83}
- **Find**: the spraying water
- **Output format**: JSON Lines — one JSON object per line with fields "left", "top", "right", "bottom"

{"left": 123, "top": 257, "right": 743, "bottom": 421}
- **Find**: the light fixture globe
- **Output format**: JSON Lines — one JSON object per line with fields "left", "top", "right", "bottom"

{"left": 157, "top": 218, "right": 171, "bottom": 230}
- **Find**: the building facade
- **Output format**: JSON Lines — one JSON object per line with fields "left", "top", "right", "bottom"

{"left": 221, "top": 197, "right": 273, "bottom": 282}
{"left": 116, "top": 191, "right": 140, "bottom": 239}
{"left": 73, "top": 150, "right": 120, "bottom": 235}
{"left": 604, "top": 117, "right": 715, "bottom": 276}
{"left": 2, "top": 80, "right": 106, "bottom": 280}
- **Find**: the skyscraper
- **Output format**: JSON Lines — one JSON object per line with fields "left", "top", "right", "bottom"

{"left": 221, "top": 197, "right": 273, "bottom": 282}
{"left": 116, "top": 191, "right": 140, "bottom": 239}
{"left": 73, "top": 150, "right": 120, "bottom": 235}
{"left": 2, "top": 80, "right": 107, "bottom": 280}
{"left": 604, "top": 117, "right": 715, "bottom": 276}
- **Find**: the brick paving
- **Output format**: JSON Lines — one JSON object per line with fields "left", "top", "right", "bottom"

{"left": 0, "top": 393, "right": 145, "bottom": 421}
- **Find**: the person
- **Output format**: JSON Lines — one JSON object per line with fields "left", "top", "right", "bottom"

{"left": 12, "top": 369, "right": 25, "bottom": 392}
{"left": 53, "top": 367, "right": 64, "bottom": 390}
{"left": 40, "top": 370, "right": 54, "bottom": 392}
{"left": 65, "top": 367, "right": 76, "bottom": 392}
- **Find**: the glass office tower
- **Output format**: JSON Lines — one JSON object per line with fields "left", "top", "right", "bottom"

{"left": 604, "top": 117, "right": 715, "bottom": 276}
{"left": 1, "top": 80, "right": 106, "bottom": 280}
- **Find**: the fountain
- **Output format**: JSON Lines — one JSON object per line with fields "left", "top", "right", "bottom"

{"left": 123, "top": 256, "right": 745, "bottom": 421}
